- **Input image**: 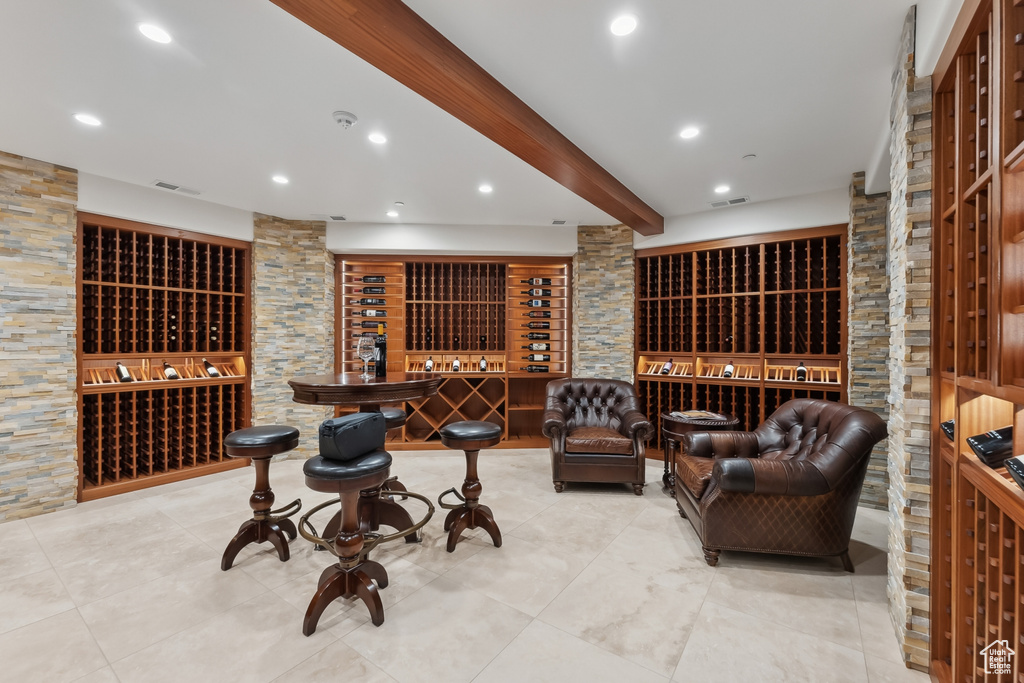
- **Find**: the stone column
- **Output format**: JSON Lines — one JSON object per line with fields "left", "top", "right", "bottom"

{"left": 886, "top": 6, "right": 933, "bottom": 671}
{"left": 0, "top": 151, "right": 79, "bottom": 520}
{"left": 251, "top": 214, "right": 334, "bottom": 458}
{"left": 848, "top": 172, "right": 890, "bottom": 509}
{"left": 572, "top": 224, "right": 634, "bottom": 381}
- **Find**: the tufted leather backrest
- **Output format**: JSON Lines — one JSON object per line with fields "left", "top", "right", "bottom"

{"left": 753, "top": 399, "right": 888, "bottom": 490}
{"left": 546, "top": 378, "right": 641, "bottom": 432}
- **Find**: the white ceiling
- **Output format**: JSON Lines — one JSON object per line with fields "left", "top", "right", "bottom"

{"left": 1, "top": 0, "right": 921, "bottom": 230}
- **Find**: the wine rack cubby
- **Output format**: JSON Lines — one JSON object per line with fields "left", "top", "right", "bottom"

{"left": 336, "top": 256, "right": 571, "bottom": 448}
{"left": 636, "top": 226, "right": 846, "bottom": 450}
{"left": 931, "top": 2, "right": 1024, "bottom": 678}
{"left": 77, "top": 213, "right": 251, "bottom": 501}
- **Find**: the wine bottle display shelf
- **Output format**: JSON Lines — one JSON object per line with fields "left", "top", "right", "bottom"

{"left": 78, "top": 213, "right": 252, "bottom": 501}
{"left": 336, "top": 257, "right": 571, "bottom": 447}
{"left": 81, "top": 382, "right": 245, "bottom": 493}
{"left": 636, "top": 227, "right": 846, "bottom": 451}
{"left": 931, "top": 4, "right": 1024, "bottom": 676}
{"left": 82, "top": 356, "right": 245, "bottom": 388}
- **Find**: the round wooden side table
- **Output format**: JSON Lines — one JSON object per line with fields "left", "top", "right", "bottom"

{"left": 660, "top": 412, "right": 740, "bottom": 490}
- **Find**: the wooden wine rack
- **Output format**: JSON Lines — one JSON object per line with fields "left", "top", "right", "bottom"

{"left": 76, "top": 213, "right": 251, "bottom": 501}
{"left": 931, "top": 2, "right": 1024, "bottom": 679}
{"left": 335, "top": 256, "right": 571, "bottom": 448}
{"left": 635, "top": 226, "right": 846, "bottom": 453}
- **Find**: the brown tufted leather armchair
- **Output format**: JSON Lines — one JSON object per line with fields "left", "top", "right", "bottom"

{"left": 542, "top": 378, "right": 654, "bottom": 495}
{"left": 674, "top": 399, "right": 887, "bottom": 570}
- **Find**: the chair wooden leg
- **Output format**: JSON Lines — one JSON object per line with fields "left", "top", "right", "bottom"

{"left": 839, "top": 550, "right": 855, "bottom": 573}
{"left": 221, "top": 521, "right": 259, "bottom": 571}
{"left": 553, "top": 481, "right": 565, "bottom": 493}
{"left": 702, "top": 546, "right": 720, "bottom": 567}
{"left": 632, "top": 483, "right": 644, "bottom": 496}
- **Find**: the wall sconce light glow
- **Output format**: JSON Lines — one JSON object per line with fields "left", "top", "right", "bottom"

{"left": 478, "top": 184, "right": 493, "bottom": 193}
{"left": 679, "top": 126, "right": 700, "bottom": 139}
{"left": 139, "top": 24, "right": 172, "bottom": 43}
{"left": 386, "top": 210, "right": 399, "bottom": 218}
{"left": 73, "top": 113, "right": 102, "bottom": 126}
{"left": 272, "top": 175, "right": 289, "bottom": 184}
{"left": 714, "top": 185, "right": 731, "bottom": 194}
{"left": 368, "top": 132, "right": 387, "bottom": 144}
{"left": 610, "top": 15, "right": 638, "bottom": 36}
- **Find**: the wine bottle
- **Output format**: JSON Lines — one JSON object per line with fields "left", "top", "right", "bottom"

{"left": 425, "top": 326, "right": 433, "bottom": 346}
{"left": 521, "top": 289, "right": 552, "bottom": 296}
{"left": 940, "top": 419, "right": 955, "bottom": 441}
{"left": 361, "top": 309, "right": 387, "bottom": 317}
{"left": 520, "top": 278, "right": 551, "bottom": 286}
{"left": 795, "top": 362, "right": 807, "bottom": 381}
{"left": 479, "top": 335, "right": 486, "bottom": 347}
{"left": 353, "top": 287, "right": 386, "bottom": 294}
{"left": 115, "top": 362, "right": 133, "bottom": 382}
{"left": 454, "top": 334, "right": 461, "bottom": 350}
{"left": 202, "top": 358, "right": 220, "bottom": 377}
{"left": 966, "top": 426, "right": 1013, "bottom": 467}
{"left": 723, "top": 361, "right": 734, "bottom": 378}
{"left": 521, "top": 299, "right": 551, "bottom": 308}
{"left": 351, "top": 321, "right": 387, "bottom": 328}
{"left": 425, "top": 356, "right": 434, "bottom": 372}
{"left": 523, "top": 333, "right": 550, "bottom": 340}
{"left": 525, "top": 322, "right": 550, "bottom": 329}
{"left": 525, "top": 365, "right": 550, "bottom": 373}
{"left": 374, "top": 324, "right": 387, "bottom": 378}
{"left": 522, "top": 343, "right": 550, "bottom": 351}
{"left": 351, "top": 298, "right": 386, "bottom": 306}
{"left": 162, "top": 361, "right": 180, "bottom": 380}
{"left": 661, "top": 359, "right": 673, "bottom": 375}
{"left": 355, "top": 276, "right": 386, "bottom": 283}
{"left": 479, "top": 356, "right": 487, "bottom": 372}
{"left": 526, "top": 311, "right": 552, "bottom": 318}
{"left": 523, "top": 354, "right": 551, "bottom": 362}
{"left": 452, "top": 357, "right": 461, "bottom": 372}
{"left": 209, "top": 325, "right": 218, "bottom": 342}
{"left": 1006, "top": 456, "right": 1024, "bottom": 492}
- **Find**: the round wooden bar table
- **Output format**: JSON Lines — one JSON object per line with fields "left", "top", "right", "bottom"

{"left": 289, "top": 372, "right": 441, "bottom": 542}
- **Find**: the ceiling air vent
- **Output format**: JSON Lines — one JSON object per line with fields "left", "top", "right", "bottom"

{"left": 329, "top": 215, "right": 347, "bottom": 221}
{"left": 552, "top": 220, "right": 567, "bottom": 225}
{"left": 152, "top": 180, "right": 200, "bottom": 196}
{"left": 709, "top": 196, "right": 750, "bottom": 209}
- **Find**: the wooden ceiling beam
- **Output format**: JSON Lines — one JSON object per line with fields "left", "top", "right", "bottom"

{"left": 268, "top": 0, "right": 664, "bottom": 235}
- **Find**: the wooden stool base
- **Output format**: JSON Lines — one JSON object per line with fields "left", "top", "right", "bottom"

{"left": 443, "top": 503, "right": 501, "bottom": 552}
{"left": 303, "top": 560, "right": 389, "bottom": 634}
{"left": 221, "top": 517, "right": 297, "bottom": 570}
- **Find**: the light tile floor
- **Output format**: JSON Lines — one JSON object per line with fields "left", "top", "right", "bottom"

{"left": 0, "top": 449, "right": 930, "bottom": 683}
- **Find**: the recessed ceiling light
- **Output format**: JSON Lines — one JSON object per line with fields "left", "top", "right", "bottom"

{"left": 610, "top": 14, "right": 638, "bottom": 36}
{"left": 368, "top": 132, "right": 387, "bottom": 144}
{"left": 478, "top": 184, "right": 493, "bottom": 194}
{"left": 679, "top": 126, "right": 700, "bottom": 139}
{"left": 138, "top": 24, "right": 172, "bottom": 44}
{"left": 714, "top": 185, "right": 731, "bottom": 194}
{"left": 742, "top": 153, "right": 757, "bottom": 160}
{"left": 272, "top": 175, "right": 289, "bottom": 184}
{"left": 386, "top": 210, "right": 399, "bottom": 218}
{"left": 394, "top": 201, "right": 405, "bottom": 207}
{"left": 73, "top": 113, "right": 102, "bottom": 126}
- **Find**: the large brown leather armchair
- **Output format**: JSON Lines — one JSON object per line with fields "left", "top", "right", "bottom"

{"left": 674, "top": 399, "right": 887, "bottom": 571}
{"left": 542, "top": 378, "right": 654, "bottom": 495}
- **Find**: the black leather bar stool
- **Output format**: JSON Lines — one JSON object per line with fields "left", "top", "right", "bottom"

{"left": 380, "top": 407, "right": 407, "bottom": 431}
{"left": 220, "top": 425, "right": 302, "bottom": 571}
{"left": 438, "top": 420, "right": 502, "bottom": 552}
{"left": 300, "top": 450, "right": 393, "bottom": 634}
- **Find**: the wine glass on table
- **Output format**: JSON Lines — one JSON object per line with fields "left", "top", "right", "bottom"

{"left": 357, "top": 334, "right": 375, "bottom": 380}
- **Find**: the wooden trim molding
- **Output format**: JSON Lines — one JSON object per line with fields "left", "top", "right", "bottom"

{"left": 268, "top": 0, "right": 664, "bottom": 236}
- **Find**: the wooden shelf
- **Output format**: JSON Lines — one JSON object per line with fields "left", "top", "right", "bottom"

{"left": 635, "top": 227, "right": 847, "bottom": 445}
{"left": 78, "top": 213, "right": 251, "bottom": 501}
{"left": 336, "top": 256, "right": 572, "bottom": 448}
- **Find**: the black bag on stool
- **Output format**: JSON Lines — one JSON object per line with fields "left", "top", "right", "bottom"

{"left": 318, "top": 413, "right": 386, "bottom": 461}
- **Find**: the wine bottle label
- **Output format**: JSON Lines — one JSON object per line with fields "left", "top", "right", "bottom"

{"left": 352, "top": 321, "right": 386, "bottom": 328}
{"left": 524, "top": 343, "right": 550, "bottom": 351}
{"left": 521, "top": 278, "right": 552, "bottom": 286}
{"left": 361, "top": 310, "right": 387, "bottom": 317}
{"left": 479, "top": 358, "right": 487, "bottom": 371}
{"left": 374, "top": 333, "right": 387, "bottom": 378}
{"left": 525, "top": 365, "right": 550, "bottom": 372}
{"left": 524, "top": 354, "right": 551, "bottom": 361}
{"left": 115, "top": 363, "right": 133, "bottom": 382}
{"left": 526, "top": 322, "right": 550, "bottom": 329}
{"left": 353, "top": 298, "right": 386, "bottom": 306}
{"left": 661, "top": 361, "right": 673, "bottom": 375}
{"left": 425, "top": 358, "right": 434, "bottom": 371}
{"left": 521, "top": 289, "right": 552, "bottom": 296}
{"left": 452, "top": 359, "right": 460, "bottom": 371}
{"left": 357, "top": 276, "right": 386, "bottom": 283}
{"left": 203, "top": 359, "right": 221, "bottom": 377}
{"left": 524, "top": 332, "right": 550, "bottom": 339}
{"left": 522, "top": 299, "right": 550, "bottom": 307}
{"left": 355, "top": 287, "right": 386, "bottom": 294}
{"left": 527, "top": 311, "right": 552, "bottom": 318}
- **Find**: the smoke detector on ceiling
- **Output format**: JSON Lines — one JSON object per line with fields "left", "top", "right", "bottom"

{"left": 709, "top": 196, "right": 750, "bottom": 209}
{"left": 332, "top": 110, "right": 358, "bottom": 128}
{"left": 152, "top": 180, "right": 200, "bottom": 196}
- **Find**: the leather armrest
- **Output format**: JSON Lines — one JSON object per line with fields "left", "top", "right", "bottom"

{"left": 619, "top": 409, "right": 654, "bottom": 442}
{"left": 542, "top": 409, "right": 567, "bottom": 439}
{"left": 714, "top": 457, "right": 830, "bottom": 496}
{"left": 682, "top": 431, "right": 760, "bottom": 459}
